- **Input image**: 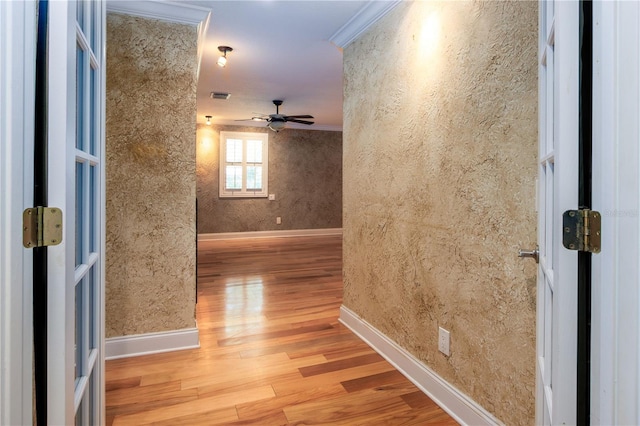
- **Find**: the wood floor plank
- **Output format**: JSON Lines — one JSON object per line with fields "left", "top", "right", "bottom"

{"left": 236, "top": 383, "right": 347, "bottom": 421}
{"left": 196, "top": 371, "right": 302, "bottom": 400}
{"left": 341, "top": 369, "right": 409, "bottom": 393}
{"left": 282, "top": 391, "right": 412, "bottom": 424}
{"left": 239, "top": 331, "right": 361, "bottom": 359}
{"left": 177, "top": 352, "right": 290, "bottom": 389}
{"left": 320, "top": 343, "right": 383, "bottom": 361}
{"left": 106, "top": 388, "right": 199, "bottom": 420}
{"left": 139, "top": 354, "right": 244, "bottom": 387}
{"left": 401, "top": 389, "right": 443, "bottom": 410}
{"left": 181, "top": 353, "right": 326, "bottom": 392}
{"left": 105, "top": 235, "right": 458, "bottom": 425}
{"left": 298, "top": 352, "right": 385, "bottom": 377}
{"left": 105, "top": 376, "right": 140, "bottom": 392}
{"left": 216, "top": 323, "right": 335, "bottom": 347}
{"left": 273, "top": 361, "right": 397, "bottom": 396}
{"left": 106, "top": 350, "right": 204, "bottom": 382}
{"left": 148, "top": 406, "right": 240, "bottom": 426}
{"left": 106, "top": 380, "right": 182, "bottom": 406}
{"left": 112, "top": 385, "right": 273, "bottom": 425}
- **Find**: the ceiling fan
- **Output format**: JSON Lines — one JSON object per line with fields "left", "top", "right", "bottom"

{"left": 237, "top": 100, "right": 314, "bottom": 132}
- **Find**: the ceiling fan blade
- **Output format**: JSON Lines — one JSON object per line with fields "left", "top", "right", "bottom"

{"left": 283, "top": 114, "right": 314, "bottom": 119}
{"left": 235, "top": 116, "right": 269, "bottom": 122}
{"left": 285, "top": 118, "right": 314, "bottom": 125}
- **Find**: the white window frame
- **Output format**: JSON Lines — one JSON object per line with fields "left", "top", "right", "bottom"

{"left": 219, "top": 131, "right": 269, "bottom": 198}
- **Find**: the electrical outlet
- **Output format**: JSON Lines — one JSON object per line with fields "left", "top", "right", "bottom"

{"left": 438, "top": 327, "right": 450, "bottom": 356}
{"left": 276, "top": 217, "right": 282, "bottom": 225}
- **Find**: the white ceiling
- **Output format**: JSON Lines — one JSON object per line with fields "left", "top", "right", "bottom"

{"left": 107, "top": 0, "right": 399, "bottom": 132}
{"left": 186, "top": 1, "right": 369, "bottom": 131}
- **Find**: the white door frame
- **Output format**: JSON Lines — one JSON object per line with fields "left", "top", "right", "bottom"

{"left": 591, "top": 1, "right": 640, "bottom": 424}
{"left": 0, "top": 1, "right": 36, "bottom": 424}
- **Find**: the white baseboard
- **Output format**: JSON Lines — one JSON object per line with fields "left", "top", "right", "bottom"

{"left": 105, "top": 327, "right": 200, "bottom": 360}
{"left": 198, "top": 228, "right": 342, "bottom": 241}
{"left": 339, "top": 306, "right": 502, "bottom": 426}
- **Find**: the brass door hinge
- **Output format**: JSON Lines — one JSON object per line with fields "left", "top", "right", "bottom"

{"left": 562, "top": 209, "right": 601, "bottom": 253}
{"left": 23, "top": 207, "right": 63, "bottom": 248}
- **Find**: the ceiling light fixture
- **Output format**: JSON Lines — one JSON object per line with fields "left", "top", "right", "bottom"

{"left": 268, "top": 120, "right": 286, "bottom": 132}
{"left": 205, "top": 115, "right": 212, "bottom": 125}
{"left": 217, "top": 46, "right": 233, "bottom": 68}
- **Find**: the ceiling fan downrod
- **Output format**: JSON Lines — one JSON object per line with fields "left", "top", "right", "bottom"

{"left": 272, "top": 99, "right": 283, "bottom": 114}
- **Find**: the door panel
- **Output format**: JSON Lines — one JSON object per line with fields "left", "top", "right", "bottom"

{"left": 46, "top": 1, "right": 105, "bottom": 424}
{"left": 537, "top": 1, "right": 580, "bottom": 424}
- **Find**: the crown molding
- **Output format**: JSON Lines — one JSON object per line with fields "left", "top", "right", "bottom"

{"left": 106, "top": 0, "right": 210, "bottom": 26}
{"left": 329, "top": 0, "right": 401, "bottom": 49}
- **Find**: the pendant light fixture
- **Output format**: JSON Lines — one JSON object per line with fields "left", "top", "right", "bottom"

{"left": 217, "top": 46, "right": 233, "bottom": 67}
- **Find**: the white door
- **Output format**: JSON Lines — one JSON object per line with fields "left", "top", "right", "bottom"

{"left": 536, "top": 1, "right": 580, "bottom": 424}
{"left": 46, "top": 1, "right": 106, "bottom": 424}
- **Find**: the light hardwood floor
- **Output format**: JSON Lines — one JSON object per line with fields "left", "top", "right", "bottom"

{"left": 106, "top": 235, "right": 458, "bottom": 425}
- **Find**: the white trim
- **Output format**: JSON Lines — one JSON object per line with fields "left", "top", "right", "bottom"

{"left": 105, "top": 328, "right": 200, "bottom": 360}
{"left": 98, "top": 1, "right": 108, "bottom": 423}
{"left": 196, "top": 10, "right": 211, "bottom": 80}
{"left": 198, "top": 228, "right": 343, "bottom": 241}
{"left": 106, "top": 0, "right": 210, "bottom": 26}
{"left": 329, "top": 0, "right": 401, "bottom": 49}
{"left": 0, "top": 1, "right": 35, "bottom": 424}
{"left": 106, "top": 0, "right": 212, "bottom": 84}
{"left": 339, "top": 306, "right": 502, "bottom": 426}
{"left": 592, "top": 2, "right": 640, "bottom": 424}
{"left": 219, "top": 131, "right": 269, "bottom": 198}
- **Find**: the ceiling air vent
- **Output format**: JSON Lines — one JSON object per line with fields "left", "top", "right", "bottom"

{"left": 210, "top": 92, "right": 231, "bottom": 100}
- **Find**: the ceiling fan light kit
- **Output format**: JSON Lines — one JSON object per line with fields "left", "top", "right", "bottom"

{"left": 217, "top": 46, "right": 233, "bottom": 68}
{"left": 235, "top": 100, "right": 315, "bottom": 132}
{"left": 268, "top": 120, "right": 287, "bottom": 132}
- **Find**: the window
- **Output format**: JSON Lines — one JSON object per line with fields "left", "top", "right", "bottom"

{"left": 219, "top": 131, "right": 269, "bottom": 198}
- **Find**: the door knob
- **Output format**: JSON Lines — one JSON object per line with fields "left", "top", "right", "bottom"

{"left": 518, "top": 246, "right": 539, "bottom": 264}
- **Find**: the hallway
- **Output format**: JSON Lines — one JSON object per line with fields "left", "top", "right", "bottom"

{"left": 105, "top": 235, "right": 457, "bottom": 424}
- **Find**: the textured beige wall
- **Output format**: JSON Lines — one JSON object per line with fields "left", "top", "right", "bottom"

{"left": 105, "top": 14, "right": 197, "bottom": 337}
{"left": 343, "top": 1, "right": 538, "bottom": 424}
{"left": 196, "top": 124, "right": 342, "bottom": 233}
